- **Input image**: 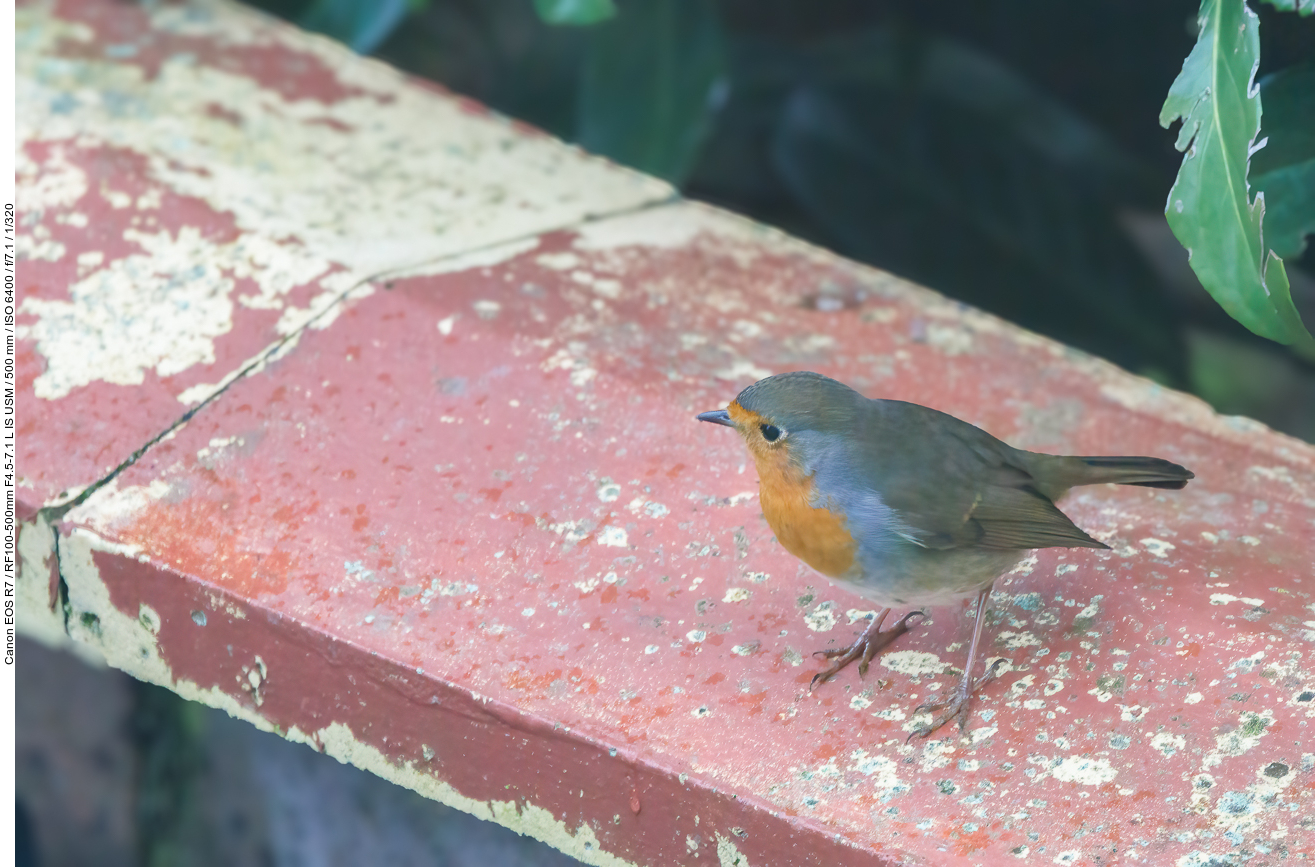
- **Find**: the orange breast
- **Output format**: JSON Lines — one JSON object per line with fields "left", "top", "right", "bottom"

{"left": 754, "top": 447, "right": 856, "bottom": 579}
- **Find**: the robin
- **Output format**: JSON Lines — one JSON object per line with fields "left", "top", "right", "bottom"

{"left": 697, "top": 371, "right": 1192, "bottom": 737}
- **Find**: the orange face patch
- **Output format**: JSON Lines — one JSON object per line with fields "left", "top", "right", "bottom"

{"left": 726, "top": 401, "right": 856, "bottom": 578}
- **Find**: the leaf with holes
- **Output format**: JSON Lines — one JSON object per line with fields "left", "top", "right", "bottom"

{"left": 1251, "top": 63, "right": 1315, "bottom": 261}
{"left": 1160, "top": 0, "right": 1314, "bottom": 354}
{"left": 1258, "top": 0, "right": 1314, "bottom": 13}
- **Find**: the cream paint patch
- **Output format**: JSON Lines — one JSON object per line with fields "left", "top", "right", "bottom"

{"left": 1139, "top": 537, "right": 1175, "bottom": 558}
{"left": 19, "top": 226, "right": 348, "bottom": 400}
{"left": 1008, "top": 554, "right": 1039, "bottom": 577}
{"left": 1247, "top": 464, "right": 1313, "bottom": 499}
{"left": 1047, "top": 756, "right": 1118, "bottom": 786}
{"left": 715, "top": 359, "right": 773, "bottom": 383}
{"left": 14, "top": 515, "right": 108, "bottom": 669}
{"left": 803, "top": 602, "right": 837, "bottom": 632}
{"left": 387, "top": 236, "right": 542, "bottom": 281}
{"left": 1209, "top": 593, "right": 1265, "bottom": 607}
{"left": 68, "top": 477, "right": 174, "bottom": 533}
{"left": 715, "top": 834, "right": 751, "bottom": 867}
{"left": 536, "top": 252, "right": 581, "bottom": 271}
{"left": 924, "top": 323, "right": 975, "bottom": 356}
{"left": 16, "top": 142, "right": 88, "bottom": 214}
{"left": 1150, "top": 732, "right": 1186, "bottom": 758}
{"left": 19, "top": 3, "right": 670, "bottom": 278}
{"left": 597, "top": 526, "right": 629, "bottom": 548}
{"left": 881, "top": 650, "right": 949, "bottom": 677}
{"left": 21, "top": 227, "right": 234, "bottom": 398}
{"left": 541, "top": 343, "right": 599, "bottom": 390}
{"left": 573, "top": 202, "right": 732, "bottom": 252}
{"left": 849, "top": 749, "right": 908, "bottom": 798}
{"left": 997, "top": 631, "right": 1043, "bottom": 650}
{"left": 918, "top": 740, "right": 957, "bottom": 773}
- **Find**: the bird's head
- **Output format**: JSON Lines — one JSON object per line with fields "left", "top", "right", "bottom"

{"left": 697, "top": 371, "right": 863, "bottom": 464}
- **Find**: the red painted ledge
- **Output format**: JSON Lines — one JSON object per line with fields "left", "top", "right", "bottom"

{"left": 17, "top": 1, "right": 1315, "bottom": 865}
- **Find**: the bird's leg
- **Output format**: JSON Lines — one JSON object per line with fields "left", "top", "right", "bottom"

{"left": 909, "top": 583, "right": 1004, "bottom": 740}
{"left": 810, "top": 607, "right": 925, "bottom": 690}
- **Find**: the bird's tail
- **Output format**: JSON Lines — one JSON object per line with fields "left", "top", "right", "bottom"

{"left": 1063, "top": 456, "right": 1194, "bottom": 490}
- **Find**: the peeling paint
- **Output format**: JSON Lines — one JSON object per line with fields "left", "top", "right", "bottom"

{"left": 23, "top": 228, "right": 251, "bottom": 397}
{"left": 18, "top": 4, "right": 670, "bottom": 276}
{"left": 19, "top": 525, "right": 660, "bottom": 867}
{"left": 305, "top": 723, "right": 643, "bottom": 867}
{"left": 573, "top": 202, "right": 732, "bottom": 252}
{"left": 15, "top": 516, "right": 108, "bottom": 667}
{"left": 36, "top": 528, "right": 283, "bottom": 736}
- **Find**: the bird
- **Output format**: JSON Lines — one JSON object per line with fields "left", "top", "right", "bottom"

{"left": 696, "top": 371, "right": 1193, "bottom": 738}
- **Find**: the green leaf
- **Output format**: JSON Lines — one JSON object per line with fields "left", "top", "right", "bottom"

{"left": 1159, "top": 0, "right": 1315, "bottom": 353}
{"left": 1258, "top": 0, "right": 1315, "bottom": 14}
{"left": 298, "top": 0, "right": 409, "bottom": 54}
{"left": 1251, "top": 63, "right": 1315, "bottom": 260}
{"left": 576, "top": 0, "right": 727, "bottom": 184}
{"left": 534, "top": 0, "right": 617, "bottom": 27}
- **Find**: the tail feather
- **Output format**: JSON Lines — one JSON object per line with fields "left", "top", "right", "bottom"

{"left": 1070, "top": 456, "right": 1194, "bottom": 490}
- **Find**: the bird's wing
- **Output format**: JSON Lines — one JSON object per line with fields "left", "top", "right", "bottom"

{"left": 910, "top": 468, "right": 1108, "bottom": 551}
{"left": 828, "top": 400, "right": 1107, "bottom": 552}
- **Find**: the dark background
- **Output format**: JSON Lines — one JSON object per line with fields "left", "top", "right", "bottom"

{"left": 257, "top": 0, "right": 1315, "bottom": 440}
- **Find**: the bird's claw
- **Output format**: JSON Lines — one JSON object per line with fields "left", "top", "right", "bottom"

{"left": 809, "top": 610, "right": 925, "bottom": 692}
{"left": 905, "top": 657, "right": 1008, "bottom": 742}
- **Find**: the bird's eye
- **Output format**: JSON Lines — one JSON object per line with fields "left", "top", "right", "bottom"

{"left": 760, "top": 424, "right": 782, "bottom": 443}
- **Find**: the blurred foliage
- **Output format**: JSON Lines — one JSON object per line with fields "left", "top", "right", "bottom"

{"left": 297, "top": 0, "right": 424, "bottom": 53}
{"left": 1160, "top": 0, "right": 1314, "bottom": 356}
{"left": 534, "top": 0, "right": 617, "bottom": 26}
{"left": 1252, "top": 63, "right": 1315, "bottom": 262}
{"left": 1260, "top": 0, "right": 1314, "bottom": 12}
{"left": 577, "top": 0, "right": 727, "bottom": 183}
{"left": 1189, "top": 327, "right": 1315, "bottom": 433}
{"left": 130, "top": 682, "right": 211, "bottom": 867}
{"left": 246, "top": 0, "right": 1315, "bottom": 439}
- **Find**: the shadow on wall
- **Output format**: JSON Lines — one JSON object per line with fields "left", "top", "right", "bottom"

{"left": 15, "top": 638, "right": 585, "bottom": 867}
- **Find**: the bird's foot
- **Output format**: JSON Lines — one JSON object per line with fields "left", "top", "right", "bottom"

{"left": 907, "top": 658, "right": 1007, "bottom": 741}
{"left": 810, "top": 609, "right": 925, "bottom": 690}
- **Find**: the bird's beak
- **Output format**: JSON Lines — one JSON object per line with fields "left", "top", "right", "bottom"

{"left": 696, "top": 409, "right": 735, "bottom": 427}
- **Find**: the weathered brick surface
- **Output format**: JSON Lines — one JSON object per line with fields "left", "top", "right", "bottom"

{"left": 17, "top": 2, "right": 1315, "bottom": 864}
